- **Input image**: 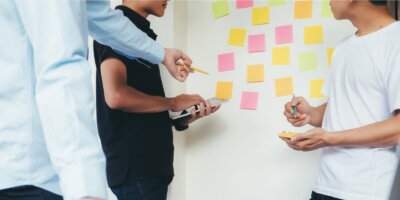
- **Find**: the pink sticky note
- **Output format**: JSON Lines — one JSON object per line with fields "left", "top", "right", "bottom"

{"left": 218, "top": 52, "right": 235, "bottom": 72}
{"left": 236, "top": 0, "right": 253, "bottom": 8}
{"left": 248, "top": 34, "right": 266, "bottom": 53}
{"left": 240, "top": 91, "right": 259, "bottom": 110}
{"left": 275, "top": 25, "right": 293, "bottom": 44}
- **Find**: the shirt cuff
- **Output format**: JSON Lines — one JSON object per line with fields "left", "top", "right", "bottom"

{"left": 58, "top": 162, "right": 107, "bottom": 200}
{"left": 146, "top": 43, "right": 164, "bottom": 64}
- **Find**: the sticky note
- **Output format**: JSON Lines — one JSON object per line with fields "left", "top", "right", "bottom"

{"left": 304, "top": 25, "right": 323, "bottom": 44}
{"left": 275, "top": 25, "right": 293, "bottom": 44}
{"left": 278, "top": 131, "right": 298, "bottom": 139}
{"left": 327, "top": 48, "right": 334, "bottom": 66}
{"left": 252, "top": 7, "right": 269, "bottom": 25}
{"left": 310, "top": 80, "right": 327, "bottom": 98}
{"left": 269, "top": 0, "right": 286, "bottom": 6}
{"left": 294, "top": 0, "right": 312, "bottom": 19}
{"left": 237, "top": 0, "right": 253, "bottom": 8}
{"left": 275, "top": 77, "right": 293, "bottom": 97}
{"left": 216, "top": 82, "right": 233, "bottom": 100}
{"left": 247, "top": 64, "right": 264, "bottom": 83}
{"left": 322, "top": 0, "right": 333, "bottom": 17}
{"left": 248, "top": 34, "right": 266, "bottom": 53}
{"left": 299, "top": 52, "right": 317, "bottom": 72}
{"left": 212, "top": 0, "right": 230, "bottom": 19}
{"left": 218, "top": 52, "right": 235, "bottom": 72}
{"left": 228, "top": 28, "right": 247, "bottom": 47}
{"left": 272, "top": 47, "right": 290, "bottom": 65}
{"left": 240, "top": 91, "right": 259, "bottom": 110}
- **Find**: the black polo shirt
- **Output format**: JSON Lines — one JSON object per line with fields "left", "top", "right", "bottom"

{"left": 93, "top": 6, "right": 175, "bottom": 187}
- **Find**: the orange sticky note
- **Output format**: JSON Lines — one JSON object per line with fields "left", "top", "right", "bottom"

{"left": 252, "top": 7, "right": 270, "bottom": 25}
{"left": 310, "top": 79, "right": 327, "bottom": 98}
{"left": 327, "top": 48, "right": 334, "bottom": 66}
{"left": 216, "top": 81, "right": 233, "bottom": 100}
{"left": 247, "top": 64, "right": 264, "bottom": 83}
{"left": 279, "top": 131, "right": 298, "bottom": 139}
{"left": 228, "top": 28, "right": 247, "bottom": 47}
{"left": 294, "top": 0, "right": 312, "bottom": 19}
{"left": 272, "top": 47, "right": 291, "bottom": 65}
{"left": 304, "top": 25, "right": 323, "bottom": 45}
{"left": 275, "top": 77, "right": 293, "bottom": 97}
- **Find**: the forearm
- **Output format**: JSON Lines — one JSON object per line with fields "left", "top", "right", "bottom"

{"left": 309, "top": 103, "right": 327, "bottom": 127}
{"left": 327, "top": 114, "right": 400, "bottom": 148}
{"left": 109, "top": 86, "right": 174, "bottom": 113}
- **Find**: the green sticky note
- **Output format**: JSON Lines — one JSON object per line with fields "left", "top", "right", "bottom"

{"left": 299, "top": 52, "right": 317, "bottom": 72}
{"left": 322, "top": 0, "right": 333, "bottom": 18}
{"left": 212, "top": 0, "right": 230, "bottom": 19}
{"left": 269, "top": 0, "right": 286, "bottom": 6}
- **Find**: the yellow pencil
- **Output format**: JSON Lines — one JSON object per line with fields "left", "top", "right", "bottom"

{"left": 178, "top": 63, "right": 209, "bottom": 75}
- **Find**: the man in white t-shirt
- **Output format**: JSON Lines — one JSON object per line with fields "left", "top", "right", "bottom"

{"left": 281, "top": 0, "right": 400, "bottom": 199}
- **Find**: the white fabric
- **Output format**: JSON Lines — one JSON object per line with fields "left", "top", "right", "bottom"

{"left": 316, "top": 22, "right": 400, "bottom": 200}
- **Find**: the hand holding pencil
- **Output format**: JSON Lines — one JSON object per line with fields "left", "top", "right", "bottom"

{"left": 283, "top": 96, "right": 312, "bottom": 127}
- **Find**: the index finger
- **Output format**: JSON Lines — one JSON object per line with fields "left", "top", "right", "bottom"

{"left": 181, "top": 53, "right": 193, "bottom": 67}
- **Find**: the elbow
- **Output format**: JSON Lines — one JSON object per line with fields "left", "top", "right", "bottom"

{"left": 105, "top": 92, "right": 125, "bottom": 110}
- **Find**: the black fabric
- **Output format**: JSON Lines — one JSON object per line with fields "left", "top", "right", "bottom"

{"left": 94, "top": 6, "right": 175, "bottom": 187}
{"left": 310, "top": 191, "right": 343, "bottom": 200}
{"left": 0, "top": 186, "right": 62, "bottom": 200}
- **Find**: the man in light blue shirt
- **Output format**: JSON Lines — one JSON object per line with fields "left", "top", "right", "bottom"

{"left": 0, "top": 1, "right": 193, "bottom": 200}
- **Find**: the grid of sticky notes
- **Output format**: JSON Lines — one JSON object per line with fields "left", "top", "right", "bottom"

{"left": 211, "top": 0, "right": 332, "bottom": 111}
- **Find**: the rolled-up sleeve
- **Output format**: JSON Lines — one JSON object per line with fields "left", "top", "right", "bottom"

{"left": 15, "top": 1, "right": 107, "bottom": 199}
{"left": 86, "top": 0, "right": 164, "bottom": 64}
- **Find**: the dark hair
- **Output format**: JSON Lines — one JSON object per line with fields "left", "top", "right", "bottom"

{"left": 369, "top": 0, "right": 388, "bottom": 6}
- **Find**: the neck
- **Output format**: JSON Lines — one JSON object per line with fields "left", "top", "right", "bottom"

{"left": 348, "top": 5, "right": 395, "bottom": 36}
{"left": 122, "top": 2, "right": 149, "bottom": 18}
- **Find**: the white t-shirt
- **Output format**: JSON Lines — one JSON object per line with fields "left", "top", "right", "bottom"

{"left": 315, "top": 22, "right": 400, "bottom": 200}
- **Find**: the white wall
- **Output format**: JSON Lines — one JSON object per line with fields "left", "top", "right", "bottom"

{"left": 185, "top": 1, "right": 355, "bottom": 200}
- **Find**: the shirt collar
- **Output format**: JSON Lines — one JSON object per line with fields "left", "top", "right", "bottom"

{"left": 116, "top": 5, "right": 157, "bottom": 40}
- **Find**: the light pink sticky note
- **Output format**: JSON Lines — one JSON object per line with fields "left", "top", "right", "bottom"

{"left": 236, "top": 0, "right": 253, "bottom": 8}
{"left": 218, "top": 52, "right": 235, "bottom": 72}
{"left": 248, "top": 34, "right": 266, "bottom": 53}
{"left": 240, "top": 91, "right": 259, "bottom": 110}
{"left": 275, "top": 25, "right": 293, "bottom": 44}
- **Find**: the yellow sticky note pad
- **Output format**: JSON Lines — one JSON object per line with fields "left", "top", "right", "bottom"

{"left": 294, "top": 0, "right": 312, "bottom": 19}
{"left": 275, "top": 77, "right": 293, "bottom": 97}
{"left": 252, "top": 7, "right": 269, "bottom": 25}
{"left": 310, "top": 79, "right": 327, "bottom": 98}
{"left": 327, "top": 48, "right": 334, "bottom": 66}
{"left": 228, "top": 28, "right": 247, "bottom": 47}
{"left": 279, "top": 131, "right": 298, "bottom": 139}
{"left": 304, "top": 25, "right": 323, "bottom": 44}
{"left": 247, "top": 64, "right": 264, "bottom": 83}
{"left": 216, "top": 81, "right": 233, "bottom": 100}
{"left": 272, "top": 47, "right": 290, "bottom": 65}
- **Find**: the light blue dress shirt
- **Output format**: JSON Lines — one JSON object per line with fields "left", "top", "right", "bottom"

{"left": 0, "top": 0, "right": 164, "bottom": 199}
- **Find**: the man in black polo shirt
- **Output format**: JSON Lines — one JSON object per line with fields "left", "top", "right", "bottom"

{"left": 93, "top": 1, "right": 220, "bottom": 200}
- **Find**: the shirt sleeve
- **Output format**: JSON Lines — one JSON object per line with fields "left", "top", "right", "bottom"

{"left": 86, "top": 0, "right": 164, "bottom": 64}
{"left": 15, "top": 1, "right": 107, "bottom": 199}
{"left": 385, "top": 46, "right": 400, "bottom": 114}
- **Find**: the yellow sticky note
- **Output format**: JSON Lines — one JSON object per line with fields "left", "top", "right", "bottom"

{"left": 275, "top": 77, "right": 293, "bottom": 97}
{"left": 310, "top": 79, "right": 327, "bottom": 98}
{"left": 247, "top": 64, "right": 264, "bottom": 83}
{"left": 216, "top": 81, "right": 233, "bottom": 100}
{"left": 294, "top": 0, "right": 312, "bottom": 19}
{"left": 304, "top": 25, "right": 323, "bottom": 45}
{"left": 278, "top": 131, "right": 298, "bottom": 139}
{"left": 322, "top": 0, "right": 333, "bottom": 18}
{"left": 252, "top": 7, "right": 269, "bottom": 25}
{"left": 327, "top": 48, "right": 334, "bottom": 66}
{"left": 272, "top": 47, "right": 290, "bottom": 65}
{"left": 228, "top": 28, "right": 247, "bottom": 47}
